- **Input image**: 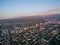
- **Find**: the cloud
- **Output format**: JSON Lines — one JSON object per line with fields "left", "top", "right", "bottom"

{"left": 37, "top": 8, "right": 60, "bottom": 16}
{"left": 47, "top": 8, "right": 60, "bottom": 14}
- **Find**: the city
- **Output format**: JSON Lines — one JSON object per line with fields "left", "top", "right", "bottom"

{"left": 0, "top": 0, "right": 60, "bottom": 45}
{"left": 0, "top": 16, "right": 60, "bottom": 45}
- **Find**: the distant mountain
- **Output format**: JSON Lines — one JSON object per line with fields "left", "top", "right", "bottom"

{"left": 0, "top": 16, "right": 38, "bottom": 23}
{"left": 43, "top": 14, "right": 60, "bottom": 20}
{"left": 0, "top": 14, "right": 60, "bottom": 23}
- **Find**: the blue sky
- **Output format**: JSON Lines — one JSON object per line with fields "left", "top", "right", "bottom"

{"left": 0, "top": 0, "right": 60, "bottom": 19}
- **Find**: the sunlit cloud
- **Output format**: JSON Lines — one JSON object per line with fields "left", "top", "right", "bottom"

{"left": 37, "top": 8, "right": 60, "bottom": 16}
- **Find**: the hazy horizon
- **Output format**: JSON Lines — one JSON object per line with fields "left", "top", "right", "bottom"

{"left": 0, "top": 0, "right": 60, "bottom": 19}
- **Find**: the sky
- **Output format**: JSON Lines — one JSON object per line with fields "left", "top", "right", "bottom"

{"left": 0, "top": 0, "right": 60, "bottom": 19}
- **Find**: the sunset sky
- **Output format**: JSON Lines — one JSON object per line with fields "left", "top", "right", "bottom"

{"left": 0, "top": 0, "right": 60, "bottom": 19}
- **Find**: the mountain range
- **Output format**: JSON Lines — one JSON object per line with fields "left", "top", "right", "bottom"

{"left": 0, "top": 14, "right": 60, "bottom": 23}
